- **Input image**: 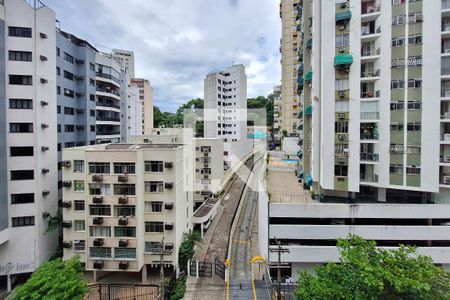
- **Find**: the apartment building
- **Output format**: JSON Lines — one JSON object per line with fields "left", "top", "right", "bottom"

{"left": 273, "top": 85, "right": 282, "bottom": 145}
{"left": 62, "top": 143, "right": 193, "bottom": 280}
{"left": 263, "top": 0, "right": 450, "bottom": 278}
{"left": 0, "top": 0, "right": 58, "bottom": 291}
{"left": 279, "top": 0, "right": 304, "bottom": 137}
{"left": 95, "top": 52, "right": 127, "bottom": 144}
{"left": 127, "top": 78, "right": 154, "bottom": 137}
{"left": 204, "top": 64, "right": 247, "bottom": 142}
{"left": 56, "top": 29, "right": 98, "bottom": 202}
{"left": 112, "top": 48, "right": 135, "bottom": 78}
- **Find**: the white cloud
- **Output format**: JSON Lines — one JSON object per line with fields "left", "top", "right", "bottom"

{"left": 45, "top": 0, "right": 281, "bottom": 112}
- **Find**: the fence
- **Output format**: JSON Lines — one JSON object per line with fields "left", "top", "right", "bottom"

{"left": 85, "top": 283, "right": 159, "bottom": 300}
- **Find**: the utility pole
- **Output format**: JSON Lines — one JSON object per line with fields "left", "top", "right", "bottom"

{"left": 269, "top": 238, "right": 290, "bottom": 300}
{"left": 159, "top": 237, "right": 165, "bottom": 300}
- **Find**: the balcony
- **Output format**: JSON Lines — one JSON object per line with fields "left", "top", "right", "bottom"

{"left": 360, "top": 123, "right": 379, "bottom": 140}
{"left": 96, "top": 72, "right": 120, "bottom": 84}
{"left": 442, "top": 67, "right": 450, "bottom": 76}
{"left": 96, "top": 101, "right": 120, "bottom": 110}
{"left": 96, "top": 86, "right": 120, "bottom": 97}
{"left": 361, "top": 1, "right": 380, "bottom": 15}
{"left": 360, "top": 153, "right": 379, "bottom": 162}
{"left": 361, "top": 69, "right": 380, "bottom": 79}
{"left": 361, "top": 90, "right": 380, "bottom": 99}
{"left": 96, "top": 116, "right": 120, "bottom": 122}
{"left": 442, "top": 89, "right": 450, "bottom": 98}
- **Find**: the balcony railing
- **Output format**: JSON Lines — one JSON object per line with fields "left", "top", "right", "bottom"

{"left": 444, "top": 0, "right": 450, "bottom": 9}
{"left": 96, "top": 72, "right": 120, "bottom": 84}
{"left": 362, "top": 25, "right": 381, "bottom": 36}
{"left": 360, "top": 173, "right": 378, "bottom": 183}
{"left": 360, "top": 153, "right": 379, "bottom": 161}
{"left": 442, "top": 67, "right": 450, "bottom": 76}
{"left": 360, "top": 112, "right": 380, "bottom": 120}
{"left": 441, "top": 90, "right": 450, "bottom": 97}
{"left": 96, "top": 116, "right": 120, "bottom": 122}
{"left": 361, "top": 69, "right": 380, "bottom": 78}
{"left": 96, "top": 102, "right": 121, "bottom": 109}
{"left": 96, "top": 87, "right": 120, "bottom": 96}
{"left": 361, "top": 90, "right": 380, "bottom": 99}
{"left": 442, "top": 22, "right": 450, "bottom": 32}
{"left": 361, "top": 47, "right": 380, "bottom": 57}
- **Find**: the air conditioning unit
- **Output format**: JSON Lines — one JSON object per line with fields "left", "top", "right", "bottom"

{"left": 338, "top": 91, "right": 346, "bottom": 98}
{"left": 339, "top": 24, "right": 347, "bottom": 31}
{"left": 338, "top": 134, "right": 345, "bottom": 140}
{"left": 416, "top": 14, "right": 423, "bottom": 22}
{"left": 339, "top": 46, "right": 346, "bottom": 53}
{"left": 62, "top": 160, "right": 71, "bottom": 167}
{"left": 338, "top": 113, "right": 346, "bottom": 119}
{"left": 340, "top": 2, "right": 347, "bottom": 8}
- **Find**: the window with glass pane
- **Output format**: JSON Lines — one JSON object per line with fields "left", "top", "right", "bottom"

{"left": 74, "top": 220, "right": 85, "bottom": 231}
{"left": 114, "top": 227, "right": 136, "bottom": 237}
{"left": 74, "top": 160, "right": 84, "bottom": 172}
{"left": 113, "top": 163, "right": 135, "bottom": 174}
{"left": 113, "top": 184, "right": 135, "bottom": 195}
{"left": 145, "top": 242, "right": 162, "bottom": 253}
{"left": 74, "top": 200, "right": 85, "bottom": 211}
{"left": 145, "top": 181, "right": 164, "bottom": 193}
{"left": 145, "top": 222, "right": 164, "bottom": 233}
{"left": 89, "top": 226, "right": 111, "bottom": 237}
{"left": 89, "top": 205, "right": 111, "bottom": 216}
{"left": 114, "top": 248, "right": 136, "bottom": 259}
{"left": 89, "top": 183, "right": 111, "bottom": 195}
{"left": 150, "top": 202, "right": 163, "bottom": 212}
{"left": 88, "top": 162, "right": 110, "bottom": 174}
{"left": 144, "top": 161, "right": 163, "bottom": 172}
{"left": 114, "top": 205, "right": 135, "bottom": 217}
{"left": 89, "top": 247, "right": 111, "bottom": 258}
{"left": 74, "top": 180, "right": 85, "bottom": 192}
{"left": 74, "top": 240, "right": 86, "bottom": 251}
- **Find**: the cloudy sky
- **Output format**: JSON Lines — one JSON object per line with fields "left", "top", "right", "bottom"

{"left": 45, "top": 0, "right": 281, "bottom": 112}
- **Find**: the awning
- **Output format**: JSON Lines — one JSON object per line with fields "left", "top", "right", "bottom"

{"left": 305, "top": 105, "right": 313, "bottom": 115}
{"left": 297, "top": 111, "right": 303, "bottom": 119}
{"left": 306, "top": 38, "right": 312, "bottom": 49}
{"left": 334, "top": 55, "right": 353, "bottom": 67}
{"left": 305, "top": 175, "right": 313, "bottom": 186}
{"left": 298, "top": 64, "right": 304, "bottom": 75}
{"left": 305, "top": 71, "right": 313, "bottom": 81}
{"left": 336, "top": 11, "right": 352, "bottom": 22}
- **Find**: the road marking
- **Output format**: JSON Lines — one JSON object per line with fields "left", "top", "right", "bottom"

{"left": 251, "top": 264, "right": 257, "bottom": 300}
{"left": 226, "top": 278, "right": 230, "bottom": 300}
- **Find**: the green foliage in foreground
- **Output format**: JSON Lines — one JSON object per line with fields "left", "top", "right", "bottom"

{"left": 296, "top": 235, "right": 450, "bottom": 300}
{"left": 178, "top": 231, "right": 201, "bottom": 273}
{"left": 12, "top": 256, "right": 88, "bottom": 300}
{"left": 169, "top": 276, "right": 187, "bottom": 300}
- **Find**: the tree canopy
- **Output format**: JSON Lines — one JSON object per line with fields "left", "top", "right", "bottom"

{"left": 296, "top": 235, "right": 450, "bottom": 300}
{"left": 12, "top": 256, "right": 88, "bottom": 300}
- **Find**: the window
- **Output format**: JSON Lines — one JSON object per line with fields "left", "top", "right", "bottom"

{"left": 56, "top": 67, "right": 60, "bottom": 75}
{"left": 114, "top": 205, "right": 135, "bottom": 217}
{"left": 334, "top": 165, "right": 348, "bottom": 177}
{"left": 10, "top": 123, "right": 33, "bottom": 133}
{"left": 114, "top": 227, "right": 136, "bottom": 237}
{"left": 8, "top": 27, "right": 32, "bottom": 38}
{"left": 56, "top": 47, "right": 60, "bottom": 56}
{"left": 145, "top": 181, "right": 164, "bottom": 193}
{"left": 89, "top": 63, "right": 95, "bottom": 71}
{"left": 406, "top": 165, "right": 421, "bottom": 175}
{"left": 74, "top": 240, "right": 86, "bottom": 252}
{"left": 408, "top": 79, "right": 422, "bottom": 88}
{"left": 114, "top": 184, "right": 136, "bottom": 195}
{"left": 65, "top": 142, "right": 75, "bottom": 148}
{"left": 74, "top": 200, "right": 85, "bottom": 211}
{"left": 74, "top": 220, "right": 85, "bottom": 232}
{"left": 11, "top": 216, "right": 35, "bottom": 227}
{"left": 89, "top": 205, "right": 111, "bottom": 216}
{"left": 11, "top": 193, "right": 34, "bottom": 204}
{"left": 113, "top": 163, "right": 135, "bottom": 174}
{"left": 145, "top": 222, "right": 164, "bottom": 233}
{"left": 8, "top": 98, "right": 33, "bottom": 110}
{"left": 8, "top": 51, "right": 32, "bottom": 62}
{"left": 89, "top": 162, "right": 110, "bottom": 174}
{"left": 145, "top": 242, "right": 162, "bottom": 253}
{"left": 65, "top": 125, "right": 75, "bottom": 132}
{"left": 114, "top": 248, "right": 136, "bottom": 259}
{"left": 148, "top": 201, "right": 163, "bottom": 212}
{"left": 407, "top": 145, "right": 421, "bottom": 154}
{"left": 74, "top": 160, "right": 84, "bottom": 173}
{"left": 89, "top": 247, "right": 111, "bottom": 258}
{"left": 89, "top": 226, "right": 111, "bottom": 237}
{"left": 390, "top": 123, "right": 404, "bottom": 131}
{"left": 64, "top": 88, "right": 74, "bottom": 98}
{"left": 408, "top": 35, "right": 422, "bottom": 45}
{"left": 335, "top": 121, "right": 349, "bottom": 133}
{"left": 57, "top": 86, "right": 61, "bottom": 95}
{"left": 11, "top": 170, "right": 33, "bottom": 180}
{"left": 407, "top": 122, "right": 421, "bottom": 131}
{"left": 63, "top": 52, "right": 74, "bottom": 64}
{"left": 392, "top": 0, "right": 405, "bottom": 5}
{"left": 335, "top": 79, "right": 349, "bottom": 91}
{"left": 9, "top": 75, "right": 32, "bottom": 85}
{"left": 390, "top": 164, "right": 404, "bottom": 174}
{"left": 10, "top": 146, "right": 33, "bottom": 156}
{"left": 390, "top": 101, "right": 404, "bottom": 110}
{"left": 391, "top": 37, "right": 405, "bottom": 47}
{"left": 89, "top": 184, "right": 111, "bottom": 195}
{"left": 74, "top": 180, "right": 85, "bottom": 192}
{"left": 408, "top": 12, "right": 422, "bottom": 24}
{"left": 335, "top": 34, "right": 349, "bottom": 47}
{"left": 90, "top": 78, "right": 95, "bottom": 86}
{"left": 144, "top": 161, "right": 163, "bottom": 172}
{"left": 407, "top": 101, "right": 421, "bottom": 110}
{"left": 390, "top": 144, "right": 405, "bottom": 153}
{"left": 64, "top": 107, "right": 74, "bottom": 115}
{"left": 392, "top": 14, "right": 406, "bottom": 26}
{"left": 90, "top": 125, "right": 95, "bottom": 132}
{"left": 63, "top": 70, "right": 74, "bottom": 81}
{"left": 391, "top": 80, "right": 405, "bottom": 89}
{"left": 89, "top": 110, "right": 95, "bottom": 117}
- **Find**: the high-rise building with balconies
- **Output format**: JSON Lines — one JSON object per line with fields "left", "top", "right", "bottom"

{"left": 127, "top": 78, "right": 153, "bottom": 136}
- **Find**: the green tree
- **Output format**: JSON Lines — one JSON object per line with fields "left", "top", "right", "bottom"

{"left": 12, "top": 256, "right": 88, "bottom": 300}
{"left": 296, "top": 235, "right": 450, "bottom": 300}
{"left": 178, "top": 231, "right": 201, "bottom": 273}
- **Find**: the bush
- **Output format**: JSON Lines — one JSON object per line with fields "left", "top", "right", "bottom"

{"left": 178, "top": 231, "right": 201, "bottom": 272}
{"left": 169, "top": 276, "right": 187, "bottom": 300}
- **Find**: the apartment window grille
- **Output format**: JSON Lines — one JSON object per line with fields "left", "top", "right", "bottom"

{"left": 113, "top": 163, "right": 135, "bottom": 174}
{"left": 11, "top": 193, "right": 34, "bottom": 204}
{"left": 407, "top": 79, "right": 422, "bottom": 88}
{"left": 8, "top": 27, "right": 32, "bottom": 38}
{"left": 74, "top": 240, "right": 86, "bottom": 252}
{"left": 390, "top": 123, "right": 404, "bottom": 131}
{"left": 114, "top": 227, "right": 136, "bottom": 238}
{"left": 335, "top": 144, "right": 349, "bottom": 155}
{"left": 144, "top": 161, "right": 163, "bottom": 172}
{"left": 114, "top": 248, "right": 136, "bottom": 259}
{"left": 90, "top": 226, "right": 111, "bottom": 237}
{"left": 9, "top": 98, "right": 33, "bottom": 109}
{"left": 63, "top": 52, "right": 74, "bottom": 64}
{"left": 114, "top": 184, "right": 135, "bottom": 196}
{"left": 74, "top": 220, "right": 85, "bottom": 232}
{"left": 114, "top": 205, "right": 135, "bottom": 217}
{"left": 391, "top": 80, "right": 405, "bottom": 89}
{"left": 391, "top": 37, "right": 405, "bottom": 47}
{"left": 407, "top": 101, "right": 422, "bottom": 110}
{"left": 335, "top": 34, "right": 349, "bottom": 47}
{"left": 407, "top": 122, "right": 421, "bottom": 131}
{"left": 74, "top": 160, "right": 84, "bottom": 173}
{"left": 335, "top": 79, "right": 349, "bottom": 91}
{"left": 63, "top": 70, "right": 74, "bottom": 81}
{"left": 148, "top": 201, "right": 163, "bottom": 212}
{"left": 408, "top": 35, "right": 422, "bottom": 45}
{"left": 390, "top": 101, "right": 404, "bottom": 110}
{"left": 334, "top": 165, "right": 348, "bottom": 177}
{"left": 145, "top": 222, "right": 164, "bottom": 233}
{"left": 145, "top": 181, "right": 164, "bottom": 193}
{"left": 89, "top": 247, "right": 111, "bottom": 258}
{"left": 335, "top": 121, "right": 349, "bottom": 133}
{"left": 74, "top": 200, "right": 85, "bottom": 211}
{"left": 89, "top": 162, "right": 110, "bottom": 174}
{"left": 390, "top": 144, "right": 405, "bottom": 153}
{"left": 11, "top": 216, "right": 35, "bottom": 227}
{"left": 335, "top": 101, "right": 349, "bottom": 112}
{"left": 89, "top": 184, "right": 111, "bottom": 196}
{"left": 9, "top": 75, "right": 32, "bottom": 85}
{"left": 8, "top": 51, "right": 32, "bottom": 62}
{"left": 74, "top": 180, "right": 85, "bottom": 192}
{"left": 392, "top": 14, "right": 406, "bottom": 25}
{"left": 390, "top": 164, "right": 404, "bottom": 174}
{"left": 89, "top": 205, "right": 111, "bottom": 216}
{"left": 145, "top": 242, "right": 162, "bottom": 253}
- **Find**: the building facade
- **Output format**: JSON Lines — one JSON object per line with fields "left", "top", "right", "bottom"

{"left": 265, "top": 0, "right": 450, "bottom": 277}
{"left": 0, "top": 0, "right": 58, "bottom": 291}
{"left": 62, "top": 143, "right": 193, "bottom": 279}
{"left": 204, "top": 64, "right": 247, "bottom": 142}
{"left": 127, "top": 78, "right": 153, "bottom": 137}
{"left": 273, "top": 85, "right": 282, "bottom": 144}
{"left": 112, "top": 48, "right": 135, "bottom": 78}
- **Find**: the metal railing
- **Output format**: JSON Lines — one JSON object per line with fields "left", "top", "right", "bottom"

{"left": 96, "top": 72, "right": 120, "bottom": 84}
{"left": 96, "top": 86, "right": 120, "bottom": 96}
{"left": 360, "top": 112, "right": 380, "bottom": 120}
{"left": 360, "top": 152, "right": 379, "bottom": 161}
{"left": 443, "top": 0, "right": 450, "bottom": 10}
{"left": 96, "top": 102, "right": 120, "bottom": 109}
{"left": 360, "top": 174, "right": 378, "bottom": 183}
{"left": 442, "top": 67, "right": 450, "bottom": 76}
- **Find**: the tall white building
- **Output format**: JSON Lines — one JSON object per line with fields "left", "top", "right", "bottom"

{"left": 127, "top": 78, "right": 153, "bottom": 136}
{"left": 262, "top": 0, "right": 450, "bottom": 278}
{"left": 204, "top": 64, "right": 247, "bottom": 142}
{"left": 273, "top": 85, "right": 282, "bottom": 144}
{"left": 0, "top": 0, "right": 58, "bottom": 291}
{"left": 112, "top": 48, "right": 135, "bottom": 78}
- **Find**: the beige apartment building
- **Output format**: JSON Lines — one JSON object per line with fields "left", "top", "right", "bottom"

{"left": 62, "top": 143, "right": 193, "bottom": 279}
